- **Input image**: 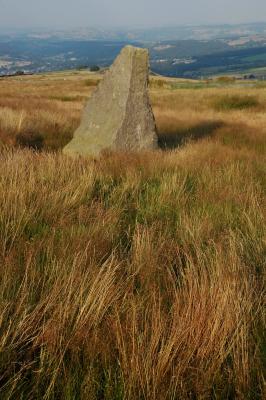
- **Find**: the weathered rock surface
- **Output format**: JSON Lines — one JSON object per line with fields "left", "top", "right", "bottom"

{"left": 63, "top": 45, "right": 158, "bottom": 157}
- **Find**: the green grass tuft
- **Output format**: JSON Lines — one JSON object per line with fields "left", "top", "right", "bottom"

{"left": 213, "top": 95, "right": 259, "bottom": 111}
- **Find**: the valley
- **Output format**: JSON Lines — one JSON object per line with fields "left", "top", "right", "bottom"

{"left": 1, "top": 23, "right": 266, "bottom": 78}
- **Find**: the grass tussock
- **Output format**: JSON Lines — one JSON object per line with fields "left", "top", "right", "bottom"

{"left": 84, "top": 78, "right": 101, "bottom": 87}
{"left": 0, "top": 71, "right": 265, "bottom": 399}
{"left": 213, "top": 95, "right": 259, "bottom": 111}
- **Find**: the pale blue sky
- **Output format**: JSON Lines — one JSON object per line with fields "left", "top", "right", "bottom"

{"left": 0, "top": 0, "right": 266, "bottom": 29}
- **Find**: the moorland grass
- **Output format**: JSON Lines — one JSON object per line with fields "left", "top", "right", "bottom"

{"left": 213, "top": 94, "right": 259, "bottom": 111}
{"left": 0, "top": 72, "right": 265, "bottom": 399}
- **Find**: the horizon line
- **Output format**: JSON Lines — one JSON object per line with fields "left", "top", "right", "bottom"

{"left": 0, "top": 20, "right": 266, "bottom": 32}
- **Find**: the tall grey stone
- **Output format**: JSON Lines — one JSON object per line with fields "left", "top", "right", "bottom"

{"left": 63, "top": 46, "right": 158, "bottom": 157}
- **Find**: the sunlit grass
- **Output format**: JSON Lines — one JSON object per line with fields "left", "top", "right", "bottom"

{"left": 0, "top": 71, "right": 265, "bottom": 399}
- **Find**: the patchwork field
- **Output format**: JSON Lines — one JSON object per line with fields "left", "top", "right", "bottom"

{"left": 0, "top": 71, "right": 265, "bottom": 399}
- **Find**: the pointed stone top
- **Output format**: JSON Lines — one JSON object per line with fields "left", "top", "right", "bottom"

{"left": 122, "top": 45, "right": 148, "bottom": 54}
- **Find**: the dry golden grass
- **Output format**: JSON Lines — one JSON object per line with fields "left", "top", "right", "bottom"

{"left": 0, "top": 71, "right": 265, "bottom": 153}
{"left": 0, "top": 71, "right": 98, "bottom": 149}
{"left": 0, "top": 71, "right": 265, "bottom": 399}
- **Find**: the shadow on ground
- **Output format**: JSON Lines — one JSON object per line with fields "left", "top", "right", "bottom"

{"left": 16, "top": 131, "right": 44, "bottom": 151}
{"left": 158, "top": 120, "right": 224, "bottom": 150}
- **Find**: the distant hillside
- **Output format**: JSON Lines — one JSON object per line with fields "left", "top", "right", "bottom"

{"left": 1, "top": 22, "right": 266, "bottom": 78}
{"left": 151, "top": 44, "right": 266, "bottom": 77}
{"left": 2, "top": 22, "right": 265, "bottom": 41}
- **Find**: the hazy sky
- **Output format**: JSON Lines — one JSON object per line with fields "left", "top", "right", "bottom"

{"left": 0, "top": 0, "right": 266, "bottom": 29}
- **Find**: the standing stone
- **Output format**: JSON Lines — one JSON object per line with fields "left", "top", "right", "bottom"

{"left": 63, "top": 46, "right": 158, "bottom": 157}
